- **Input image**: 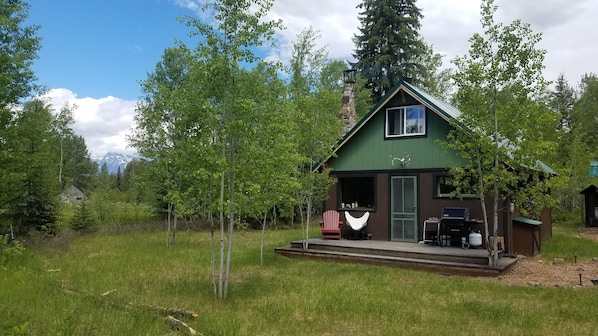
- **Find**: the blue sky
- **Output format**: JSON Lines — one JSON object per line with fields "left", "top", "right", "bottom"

{"left": 28, "top": 0, "right": 191, "bottom": 101}
{"left": 24, "top": 0, "right": 598, "bottom": 157}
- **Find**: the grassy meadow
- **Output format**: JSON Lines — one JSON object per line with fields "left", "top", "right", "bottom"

{"left": 2, "top": 220, "right": 598, "bottom": 335}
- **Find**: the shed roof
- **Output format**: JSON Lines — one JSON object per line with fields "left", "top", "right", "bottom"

{"left": 513, "top": 216, "right": 542, "bottom": 226}
{"left": 580, "top": 185, "right": 598, "bottom": 194}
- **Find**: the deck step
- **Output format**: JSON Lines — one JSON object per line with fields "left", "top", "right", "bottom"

{"left": 288, "top": 240, "right": 492, "bottom": 265}
{"left": 275, "top": 243, "right": 517, "bottom": 277}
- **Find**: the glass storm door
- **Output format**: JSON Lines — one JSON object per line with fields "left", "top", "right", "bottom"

{"left": 390, "top": 176, "right": 418, "bottom": 242}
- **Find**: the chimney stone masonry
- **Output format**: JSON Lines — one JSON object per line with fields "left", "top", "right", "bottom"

{"left": 339, "top": 69, "right": 357, "bottom": 136}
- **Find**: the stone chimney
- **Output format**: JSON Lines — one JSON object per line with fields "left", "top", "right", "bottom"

{"left": 339, "top": 69, "right": 357, "bottom": 136}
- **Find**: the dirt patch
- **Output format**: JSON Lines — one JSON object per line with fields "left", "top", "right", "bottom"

{"left": 482, "top": 227, "right": 598, "bottom": 288}
{"left": 579, "top": 227, "right": 598, "bottom": 242}
{"left": 494, "top": 257, "right": 598, "bottom": 288}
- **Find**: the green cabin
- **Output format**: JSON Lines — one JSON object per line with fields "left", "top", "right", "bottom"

{"left": 317, "top": 81, "right": 553, "bottom": 256}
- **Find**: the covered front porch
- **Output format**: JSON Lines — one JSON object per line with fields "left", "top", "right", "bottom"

{"left": 275, "top": 238, "right": 518, "bottom": 277}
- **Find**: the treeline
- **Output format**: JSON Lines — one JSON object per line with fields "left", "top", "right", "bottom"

{"left": 1, "top": 100, "right": 99, "bottom": 235}
{"left": 548, "top": 74, "right": 598, "bottom": 216}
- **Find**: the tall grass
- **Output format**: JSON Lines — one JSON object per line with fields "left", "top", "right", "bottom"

{"left": 541, "top": 220, "right": 598, "bottom": 261}
{"left": 56, "top": 201, "right": 158, "bottom": 232}
{"left": 1, "top": 224, "right": 598, "bottom": 335}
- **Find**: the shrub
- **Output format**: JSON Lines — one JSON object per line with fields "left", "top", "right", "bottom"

{"left": 0, "top": 234, "right": 25, "bottom": 267}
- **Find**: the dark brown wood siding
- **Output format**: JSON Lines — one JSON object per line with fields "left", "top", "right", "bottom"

{"left": 326, "top": 170, "right": 553, "bottom": 256}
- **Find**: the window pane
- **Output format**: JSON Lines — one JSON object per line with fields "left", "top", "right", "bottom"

{"left": 405, "top": 106, "right": 424, "bottom": 134}
{"left": 404, "top": 177, "right": 415, "bottom": 210}
{"left": 392, "top": 178, "right": 404, "bottom": 212}
{"left": 387, "top": 109, "right": 403, "bottom": 136}
{"left": 437, "top": 176, "right": 456, "bottom": 196}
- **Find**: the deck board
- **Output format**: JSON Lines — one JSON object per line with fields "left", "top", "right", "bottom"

{"left": 275, "top": 238, "right": 517, "bottom": 276}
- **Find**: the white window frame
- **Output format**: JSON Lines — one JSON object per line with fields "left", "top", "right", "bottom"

{"left": 385, "top": 105, "right": 426, "bottom": 137}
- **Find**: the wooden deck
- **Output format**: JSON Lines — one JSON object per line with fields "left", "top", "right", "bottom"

{"left": 275, "top": 238, "right": 518, "bottom": 276}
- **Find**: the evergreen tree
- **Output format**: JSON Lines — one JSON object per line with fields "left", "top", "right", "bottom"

{"left": 116, "top": 166, "right": 122, "bottom": 191}
{"left": 551, "top": 74, "right": 576, "bottom": 132}
{"left": 353, "top": 0, "right": 426, "bottom": 102}
{"left": 70, "top": 201, "right": 96, "bottom": 232}
{"left": 3, "top": 100, "right": 59, "bottom": 235}
{"left": 0, "top": 0, "right": 42, "bottom": 212}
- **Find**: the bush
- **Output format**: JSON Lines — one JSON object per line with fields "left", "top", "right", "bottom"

{"left": 0, "top": 234, "right": 25, "bottom": 267}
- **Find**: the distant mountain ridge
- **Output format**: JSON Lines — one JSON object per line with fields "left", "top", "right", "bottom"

{"left": 91, "top": 152, "right": 140, "bottom": 174}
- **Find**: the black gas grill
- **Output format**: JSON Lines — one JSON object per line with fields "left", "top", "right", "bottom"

{"left": 440, "top": 207, "right": 470, "bottom": 248}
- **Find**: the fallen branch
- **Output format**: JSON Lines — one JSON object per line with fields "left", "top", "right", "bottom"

{"left": 101, "top": 289, "right": 117, "bottom": 297}
{"left": 128, "top": 302, "right": 199, "bottom": 319}
{"left": 56, "top": 280, "right": 200, "bottom": 332}
{"left": 165, "top": 315, "right": 200, "bottom": 335}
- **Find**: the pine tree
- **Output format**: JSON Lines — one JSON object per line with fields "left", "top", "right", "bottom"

{"left": 352, "top": 0, "right": 426, "bottom": 102}
{"left": 70, "top": 201, "right": 96, "bottom": 232}
{"left": 550, "top": 74, "right": 576, "bottom": 132}
{"left": 3, "top": 100, "right": 59, "bottom": 235}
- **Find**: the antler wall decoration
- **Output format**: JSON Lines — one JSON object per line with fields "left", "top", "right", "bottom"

{"left": 390, "top": 154, "right": 411, "bottom": 167}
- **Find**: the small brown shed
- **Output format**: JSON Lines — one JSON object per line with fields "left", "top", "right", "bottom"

{"left": 512, "top": 217, "right": 542, "bottom": 256}
{"left": 580, "top": 185, "right": 598, "bottom": 227}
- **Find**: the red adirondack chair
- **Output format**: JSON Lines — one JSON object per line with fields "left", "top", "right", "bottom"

{"left": 319, "top": 210, "right": 343, "bottom": 239}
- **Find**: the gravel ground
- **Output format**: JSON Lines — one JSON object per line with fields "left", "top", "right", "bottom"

{"left": 477, "top": 228, "right": 598, "bottom": 288}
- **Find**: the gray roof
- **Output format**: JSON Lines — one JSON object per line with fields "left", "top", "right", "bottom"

{"left": 399, "top": 81, "right": 461, "bottom": 121}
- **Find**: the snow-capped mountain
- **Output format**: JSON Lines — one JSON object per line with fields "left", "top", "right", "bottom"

{"left": 91, "top": 152, "right": 140, "bottom": 174}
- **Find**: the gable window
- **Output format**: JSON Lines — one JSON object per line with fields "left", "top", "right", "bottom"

{"left": 338, "top": 176, "right": 375, "bottom": 210}
{"left": 386, "top": 105, "right": 425, "bottom": 137}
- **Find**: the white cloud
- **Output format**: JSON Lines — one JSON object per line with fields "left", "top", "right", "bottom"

{"left": 171, "top": 0, "right": 202, "bottom": 15}
{"left": 262, "top": 0, "right": 597, "bottom": 85}
{"left": 41, "top": 88, "right": 137, "bottom": 157}
{"left": 266, "top": 0, "right": 360, "bottom": 64}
